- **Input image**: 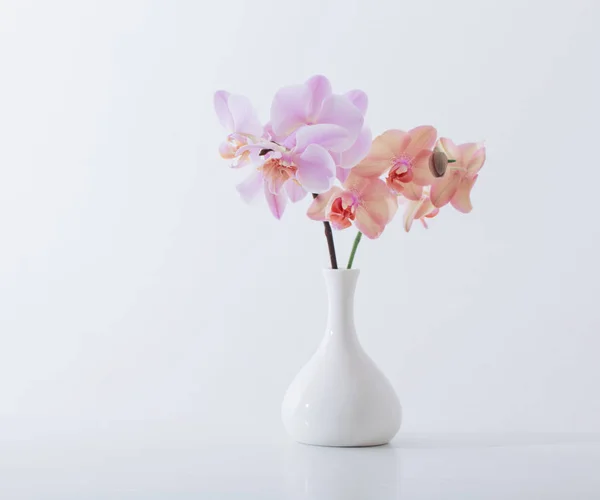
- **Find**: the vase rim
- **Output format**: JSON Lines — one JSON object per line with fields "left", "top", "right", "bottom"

{"left": 323, "top": 268, "right": 360, "bottom": 273}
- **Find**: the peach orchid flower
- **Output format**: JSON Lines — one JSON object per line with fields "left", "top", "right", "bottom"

{"left": 307, "top": 173, "right": 398, "bottom": 239}
{"left": 352, "top": 126, "right": 437, "bottom": 200}
{"left": 430, "top": 139, "right": 486, "bottom": 212}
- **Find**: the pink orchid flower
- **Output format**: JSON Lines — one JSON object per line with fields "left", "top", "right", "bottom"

{"left": 236, "top": 125, "right": 339, "bottom": 193}
{"left": 403, "top": 188, "right": 440, "bottom": 232}
{"left": 430, "top": 139, "right": 486, "bottom": 212}
{"left": 271, "top": 75, "right": 371, "bottom": 183}
{"left": 233, "top": 143, "right": 321, "bottom": 220}
{"left": 353, "top": 126, "right": 437, "bottom": 200}
{"left": 214, "top": 76, "right": 372, "bottom": 220}
{"left": 214, "top": 89, "right": 340, "bottom": 218}
{"left": 270, "top": 75, "right": 367, "bottom": 152}
{"left": 246, "top": 120, "right": 372, "bottom": 210}
{"left": 307, "top": 173, "right": 398, "bottom": 239}
{"left": 214, "top": 91, "right": 264, "bottom": 169}
{"left": 218, "top": 77, "right": 366, "bottom": 198}
{"left": 214, "top": 90, "right": 299, "bottom": 219}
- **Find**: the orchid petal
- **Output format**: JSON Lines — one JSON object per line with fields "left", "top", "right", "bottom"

{"left": 402, "top": 182, "right": 424, "bottom": 201}
{"left": 342, "top": 172, "right": 367, "bottom": 193}
{"left": 414, "top": 197, "right": 436, "bottom": 220}
{"left": 380, "top": 129, "right": 411, "bottom": 156}
{"left": 458, "top": 142, "right": 479, "bottom": 163}
{"left": 411, "top": 149, "right": 434, "bottom": 185}
{"left": 227, "top": 94, "right": 263, "bottom": 137}
{"left": 450, "top": 175, "right": 477, "bottom": 213}
{"left": 431, "top": 171, "right": 461, "bottom": 207}
{"left": 214, "top": 91, "right": 233, "bottom": 130}
{"left": 317, "top": 94, "right": 364, "bottom": 152}
{"left": 353, "top": 133, "right": 396, "bottom": 177}
{"left": 404, "top": 196, "right": 438, "bottom": 232}
{"left": 270, "top": 84, "right": 311, "bottom": 138}
{"left": 344, "top": 89, "right": 368, "bottom": 115}
{"left": 281, "top": 132, "right": 297, "bottom": 150}
{"left": 295, "top": 124, "right": 350, "bottom": 152}
{"left": 337, "top": 126, "right": 372, "bottom": 169}
{"left": 466, "top": 147, "right": 486, "bottom": 176}
{"left": 405, "top": 126, "right": 437, "bottom": 157}
{"left": 284, "top": 179, "right": 308, "bottom": 203}
{"left": 360, "top": 178, "right": 398, "bottom": 225}
{"left": 306, "top": 75, "right": 332, "bottom": 122}
{"left": 219, "top": 141, "right": 236, "bottom": 159}
{"left": 403, "top": 198, "right": 423, "bottom": 232}
{"left": 438, "top": 138, "right": 460, "bottom": 161}
{"left": 330, "top": 217, "right": 353, "bottom": 231}
{"left": 307, "top": 186, "right": 342, "bottom": 221}
{"left": 236, "top": 171, "right": 264, "bottom": 203}
{"left": 264, "top": 183, "right": 287, "bottom": 220}
{"left": 263, "top": 121, "right": 275, "bottom": 140}
{"left": 355, "top": 206, "right": 386, "bottom": 239}
{"left": 336, "top": 166, "right": 350, "bottom": 183}
{"left": 232, "top": 151, "right": 253, "bottom": 169}
{"left": 295, "top": 144, "right": 336, "bottom": 193}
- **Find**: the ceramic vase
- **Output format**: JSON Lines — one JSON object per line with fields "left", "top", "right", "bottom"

{"left": 282, "top": 269, "right": 401, "bottom": 447}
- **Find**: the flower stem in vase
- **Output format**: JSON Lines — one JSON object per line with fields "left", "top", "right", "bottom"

{"left": 347, "top": 231, "right": 363, "bottom": 269}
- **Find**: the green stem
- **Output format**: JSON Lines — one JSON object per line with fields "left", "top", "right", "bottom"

{"left": 347, "top": 231, "right": 363, "bottom": 269}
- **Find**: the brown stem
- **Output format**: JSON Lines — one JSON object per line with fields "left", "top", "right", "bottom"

{"left": 312, "top": 193, "right": 338, "bottom": 269}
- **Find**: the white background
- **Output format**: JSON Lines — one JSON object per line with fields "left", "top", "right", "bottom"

{"left": 1, "top": 0, "right": 599, "bottom": 449}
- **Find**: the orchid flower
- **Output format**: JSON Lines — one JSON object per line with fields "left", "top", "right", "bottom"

{"left": 307, "top": 173, "right": 398, "bottom": 239}
{"left": 214, "top": 91, "right": 264, "bottom": 169}
{"left": 214, "top": 90, "right": 338, "bottom": 218}
{"left": 215, "top": 76, "right": 373, "bottom": 221}
{"left": 244, "top": 75, "right": 369, "bottom": 195}
{"left": 270, "top": 75, "right": 366, "bottom": 149}
{"left": 214, "top": 90, "right": 291, "bottom": 219}
{"left": 353, "top": 126, "right": 437, "bottom": 200}
{"left": 230, "top": 129, "right": 343, "bottom": 218}
{"left": 270, "top": 75, "right": 370, "bottom": 186}
{"left": 430, "top": 139, "right": 486, "bottom": 212}
{"left": 403, "top": 188, "right": 440, "bottom": 232}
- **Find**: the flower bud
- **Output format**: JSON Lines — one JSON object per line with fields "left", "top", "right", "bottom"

{"left": 429, "top": 150, "right": 448, "bottom": 178}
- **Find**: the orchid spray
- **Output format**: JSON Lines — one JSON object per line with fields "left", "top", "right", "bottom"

{"left": 214, "top": 75, "right": 486, "bottom": 269}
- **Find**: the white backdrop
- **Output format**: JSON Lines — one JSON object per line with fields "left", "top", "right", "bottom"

{"left": 1, "top": 0, "right": 599, "bottom": 445}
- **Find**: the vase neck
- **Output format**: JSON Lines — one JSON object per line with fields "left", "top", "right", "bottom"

{"left": 323, "top": 269, "right": 360, "bottom": 337}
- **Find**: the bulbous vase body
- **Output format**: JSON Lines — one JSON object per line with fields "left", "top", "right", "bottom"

{"left": 282, "top": 269, "right": 402, "bottom": 447}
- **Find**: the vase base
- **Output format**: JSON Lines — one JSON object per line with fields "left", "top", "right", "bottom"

{"left": 294, "top": 439, "right": 393, "bottom": 448}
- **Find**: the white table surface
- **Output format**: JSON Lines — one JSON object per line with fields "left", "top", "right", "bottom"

{"left": 2, "top": 429, "right": 600, "bottom": 499}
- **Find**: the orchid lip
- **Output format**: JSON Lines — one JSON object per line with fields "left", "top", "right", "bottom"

{"left": 392, "top": 156, "right": 412, "bottom": 172}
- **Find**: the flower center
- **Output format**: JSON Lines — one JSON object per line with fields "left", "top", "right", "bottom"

{"left": 386, "top": 155, "right": 414, "bottom": 193}
{"left": 391, "top": 155, "right": 414, "bottom": 179}
{"left": 329, "top": 195, "right": 356, "bottom": 229}
{"left": 260, "top": 158, "right": 297, "bottom": 194}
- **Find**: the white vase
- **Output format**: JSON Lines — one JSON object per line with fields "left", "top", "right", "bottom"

{"left": 282, "top": 269, "right": 402, "bottom": 447}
